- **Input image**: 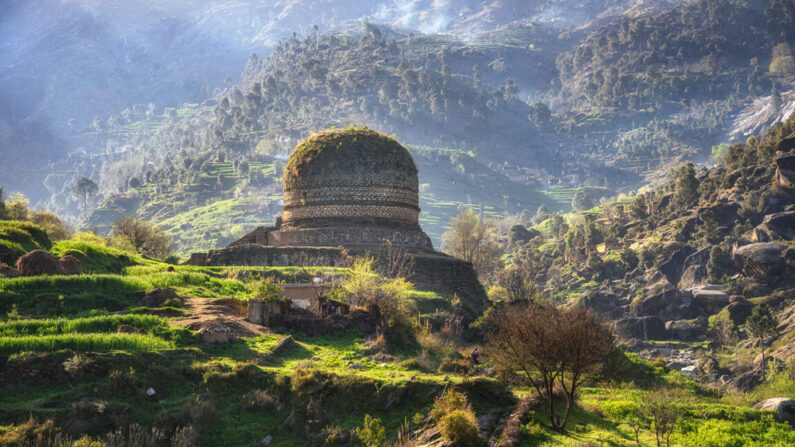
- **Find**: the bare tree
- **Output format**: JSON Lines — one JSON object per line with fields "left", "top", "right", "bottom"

{"left": 642, "top": 388, "right": 682, "bottom": 447}
{"left": 486, "top": 302, "right": 614, "bottom": 432}
{"left": 441, "top": 208, "right": 504, "bottom": 282}
{"left": 495, "top": 265, "right": 537, "bottom": 303}
{"left": 111, "top": 216, "right": 173, "bottom": 259}
{"left": 378, "top": 239, "right": 415, "bottom": 279}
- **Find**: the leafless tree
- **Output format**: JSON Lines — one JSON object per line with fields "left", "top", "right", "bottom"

{"left": 486, "top": 302, "right": 614, "bottom": 432}
{"left": 495, "top": 264, "right": 537, "bottom": 303}
{"left": 378, "top": 239, "right": 415, "bottom": 279}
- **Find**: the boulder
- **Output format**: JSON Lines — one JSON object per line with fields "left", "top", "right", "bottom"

{"left": 726, "top": 299, "right": 754, "bottom": 325}
{"left": 688, "top": 286, "right": 730, "bottom": 316}
{"left": 678, "top": 264, "right": 706, "bottom": 289}
{"left": 665, "top": 319, "right": 706, "bottom": 341}
{"left": 614, "top": 316, "right": 668, "bottom": 340}
{"left": 633, "top": 274, "right": 688, "bottom": 318}
{"left": 576, "top": 289, "right": 620, "bottom": 315}
{"left": 732, "top": 242, "right": 787, "bottom": 279}
{"left": 775, "top": 135, "right": 795, "bottom": 153}
{"left": 701, "top": 202, "right": 740, "bottom": 227}
{"left": 727, "top": 368, "right": 764, "bottom": 392}
{"left": 753, "top": 398, "right": 795, "bottom": 427}
{"left": 140, "top": 288, "right": 178, "bottom": 307}
{"left": 683, "top": 247, "right": 711, "bottom": 272}
{"left": 59, "top": 255, "right": 82, "bottom": 275}
{"left": 658, "top": 242, "right": 694, "bottom": 285}
{"left": 775, "top": 154, "right": 795, "bottom": 186}
{"left": 754, "top": 211, "right": 795, "bottom": 241}
{"left": 15, "top": 250, "right": 63, "bottom": 276}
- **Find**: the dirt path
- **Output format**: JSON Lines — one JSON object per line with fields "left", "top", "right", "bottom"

{"left": 174, "top": 297, "right": 270, "bottom": 338}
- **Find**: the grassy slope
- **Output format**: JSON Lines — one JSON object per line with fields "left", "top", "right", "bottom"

{"left": 0, "top": 235, "right": 792, "bottom": 446}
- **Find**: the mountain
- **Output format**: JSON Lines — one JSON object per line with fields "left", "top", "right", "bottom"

{"left": 0, "top": 0, "right": 687, "bottom": 203}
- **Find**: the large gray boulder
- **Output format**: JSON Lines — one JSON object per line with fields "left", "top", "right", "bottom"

{"left": 753, "top": 211, "right": 795, "bottom": 241}
{"left": 732, "top": 242, "right": 787, "bottom": 279}
{"left": 665, "top": 319, "right": 707, "bottom": 341}
{"left": 678, "top": 264, "right": 706, "bottom": 289}
{"left": 658, "top": 242, "right": 694, "bottom": 285}
{"left": 775, "top": 154, "right": 795, "bottom": 186}
{"left": 614, "top": 316, "right": 668, "bottom": 340}
{"left": 688, "top": 286, "right": 730, "bottom": 316}
{"left": 701, "top": 202, "right": 740, "bottom": 227}
{"left": 753, "top": 398, "right": 795, "bottom": 427}
{"left": 633, "top": 272, "right": 690, "bottom": 318}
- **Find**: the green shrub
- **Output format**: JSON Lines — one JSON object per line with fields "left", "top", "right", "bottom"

{"left": 430, "top": 389, "right": 470, "bottom": 421}
{"left": 355, "top": 414, "right": 386, "bottom": 447}
{"left": 678, "top": 417, "right": 795, "bottom": 447}
{"left": 438, "top": 409, "right": 480, "bottom": 446}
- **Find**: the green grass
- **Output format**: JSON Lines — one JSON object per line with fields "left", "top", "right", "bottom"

{"left": 50, "top": 240, "right": 144, "bottom": 273}
{"left": 0, "top": 271, "right": 248, "bottom": 316}
{"left": 0, "top": 333, "right": 174, "bottom": 355}
{"left": 0, "top": 315, "right": 174, "bottom": 337}
{"left": 0, "top": 221, "right": 51, "bottom": 251}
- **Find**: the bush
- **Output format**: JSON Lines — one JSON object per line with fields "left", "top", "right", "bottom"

{"left": 430, "top": 389, "right": 470, "bottom": 421}
{"left": 243, "top": 390, "right": 276, "bottom": 410}
{"left": 110, "top": 216, "right": 173, "bottom": 260}
{"left": 438, "top": 409, "right": 480, "bottom": 446}
{"left": 292, "top": 367, "right": 318, "bottom": 389}
{"left": 355, "top": 414, "right": 386, "bottom": 447}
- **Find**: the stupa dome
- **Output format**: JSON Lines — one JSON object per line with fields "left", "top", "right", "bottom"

{"left": 282, "top": 128, "right": 421, "bottom": 229}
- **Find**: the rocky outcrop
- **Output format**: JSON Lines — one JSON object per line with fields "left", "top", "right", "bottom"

{"left": 633, "top": 272, "right": 689, "bottom": 318}
{"left": 614, "top": 316, "right": 667, "bottom": 340}
{"left": 665, "top": 319, "right": 707, "bottom": 341}
{"left": 701, "top": 202, "right": 740, "bottom": 227}
{"left": 731, "top": 242, "right": 787, "bottom": 279}
{"left": 687, "top": 286, "right": 730, "bottom": 316}
{"left": 658, "top": 243, "right": 694, "bottom": 285}
{"left": 775, "top": 154, "right": 795, "bottom": 186}
{"left": 753, "top": 398, "right": 795, "bottom": 427}
{"left": 726, "top": 298, "right": 754, "bottom": 325}
{"left": 678, "top": 264, "right": 706, "bottom": 289}
{"left": 752, "top": 211, "right": 795, "bottom": 242}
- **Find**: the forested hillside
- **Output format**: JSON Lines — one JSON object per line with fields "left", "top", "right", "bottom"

{"left": 3, "top": 0, "right": 795, "bottom": 257}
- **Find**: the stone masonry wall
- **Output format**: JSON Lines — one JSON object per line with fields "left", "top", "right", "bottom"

{"left": 185, "top": 245, "right": 487, "bottom": 318}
